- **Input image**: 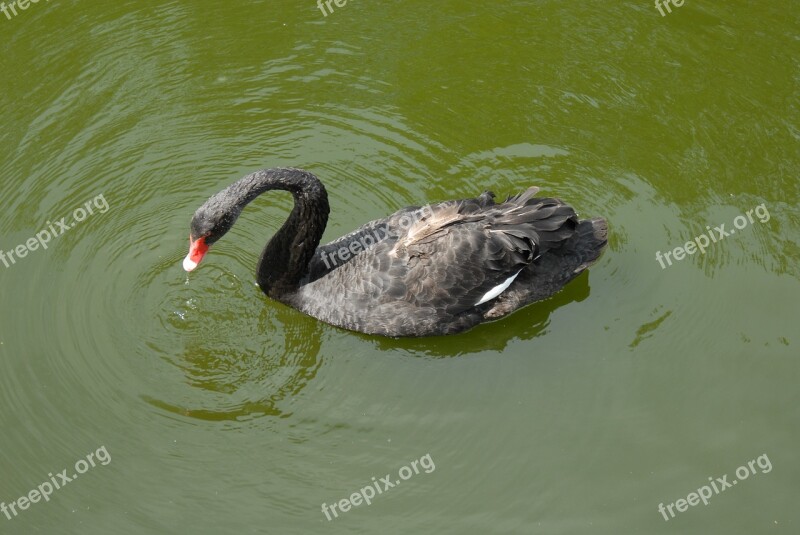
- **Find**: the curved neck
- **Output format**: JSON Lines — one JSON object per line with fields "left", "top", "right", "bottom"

{"left": 229, "top": 168, "right": 329, "bottom": 297}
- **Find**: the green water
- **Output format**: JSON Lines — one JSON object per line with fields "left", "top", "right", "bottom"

{"left": 1, "top": 1, "right": 798, "bottom": 533}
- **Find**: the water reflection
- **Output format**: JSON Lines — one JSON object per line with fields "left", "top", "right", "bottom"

{"left": 370, "top": 271, "right": 593, "bottom": 356}
{"left": 146, "top": 303, "right": 324, "bottom": 422}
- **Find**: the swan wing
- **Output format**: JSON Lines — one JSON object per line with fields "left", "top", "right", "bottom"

{"left": 367, "top": 189, "right": 579, "bottom": 314}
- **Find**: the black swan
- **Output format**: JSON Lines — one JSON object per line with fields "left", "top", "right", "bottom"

{"left": 183, "top": 168, "right": 607, "bottom": 337}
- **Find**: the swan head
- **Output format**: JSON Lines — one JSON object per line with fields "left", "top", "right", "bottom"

{"left": 183, "top": 201, "right": 242, "bottom": 272}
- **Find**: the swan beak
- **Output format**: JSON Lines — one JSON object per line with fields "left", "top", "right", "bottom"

{"left": 183, "top": 236, "right": 209, "bottom": 272}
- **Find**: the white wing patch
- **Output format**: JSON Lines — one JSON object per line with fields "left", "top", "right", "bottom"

{"left": 475, "top": 269, "right": 522, "bottom": 306}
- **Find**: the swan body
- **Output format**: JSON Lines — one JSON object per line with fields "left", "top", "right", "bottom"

{"left": 183, "top": 168, "right": 607, "bottom": 337}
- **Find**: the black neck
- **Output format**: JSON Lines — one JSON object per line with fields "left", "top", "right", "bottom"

{"left": 226, "top": 168, "right": 329, "bottom": 297}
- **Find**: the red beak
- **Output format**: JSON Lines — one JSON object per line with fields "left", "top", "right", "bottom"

{"left": 183, "top": 236, "right": 209, "bottom": 272}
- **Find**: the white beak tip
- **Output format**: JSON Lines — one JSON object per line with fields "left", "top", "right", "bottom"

{"left": 183, "top": 255, "right": 198, "bottom": 272}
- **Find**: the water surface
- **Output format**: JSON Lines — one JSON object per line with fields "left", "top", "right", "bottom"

{"left": 0, "top": 1, "right": 798, "bottom": 534}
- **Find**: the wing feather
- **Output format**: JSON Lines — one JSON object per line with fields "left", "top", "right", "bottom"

{"left": 302, "top": 188, "right": 579, "bottom": 323}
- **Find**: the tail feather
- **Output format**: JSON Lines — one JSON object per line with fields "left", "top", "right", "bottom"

{"left": 568, "top": 217, "right": 608, "bottom": 271}
{"left": 483, "top": 216, "right": 608, "bottom": 320}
